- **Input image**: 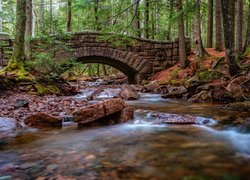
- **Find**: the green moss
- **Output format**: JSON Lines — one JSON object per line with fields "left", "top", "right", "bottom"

{"left": 197, "top": 69, "right": 224, "bottom": 82}
{"left": 35, "top": 83, "right": 60, "bottom": 95}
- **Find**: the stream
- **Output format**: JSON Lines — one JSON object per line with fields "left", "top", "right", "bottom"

{"left": 0, "top": 89, "right": 250, "bottom": 179}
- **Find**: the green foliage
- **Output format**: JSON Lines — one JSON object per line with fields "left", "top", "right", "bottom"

{"left": 197, "top": 69, "right": 224, "bottom": 82}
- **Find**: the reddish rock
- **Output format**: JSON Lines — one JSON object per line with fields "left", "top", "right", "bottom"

{"left": 104, "top": 98, "right": 127, "bottom": 115}
{"left": 24, "top": 113, "right": 62, "bottom": 128}
{"left": 144, "top": 81, "right": 159, "bottom": 92}
{"left": 73, "top": 103, "right": 105, "bottom": 125}
{"left": 73, "top": 98, "right": 126, "bottom": 125}
{"left": 116, "top": 107, "right": 134, "bottom": 123}
{"left": 119, "top": 84, "right": 140, "bottom": 100}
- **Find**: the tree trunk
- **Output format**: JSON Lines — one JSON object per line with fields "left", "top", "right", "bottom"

{"left": 49, "top": 0, "right": 53, "bottom": 34}
{"left": 194, "top": 0, "right": 208, "bottom": 58}
{"left": 215, "top": 0, "right": 223, "bottom": 51}
{"left": 207, "top": 0, "right": 213, "bottom": 48}
{"left": 94, "top": 0, "right": 100, "bottom": 31}
{"left": 151, "top": 2, "right": 155, "bottom": 39}
{"left": 0, "top": 0, "right": 2, "bottom": 32}
{"left": 6, "top": 0, "right": 27, "bottom": 71}
{"left": 144, "top": 0, "right": 149, "bottom": 38}
{"left": 176, "top": 0, "right": 188, "bottom": 68}
{"left": 40, "top": 0, "right": 45, "bottom": 35}
{"left": 67, "top": 0, "right": 72, "bottom": 32}
{"left": 221, "top": 0, "right": 240, "bottom": 76}
{"left": 244, "top": 2, "right": 250, "bottom": 52}
{"left": 166, "top": 0, "right": 174, "bottom": 40}
{"left": 185, "top": 11, "right": 189, "bottom": 37}
{"left": 236, "top": 0, "right": 243, "bottom": 53}
{"left": 132, "top": 0, "right": 140, "bottom": 37}
{"left": 25, "top": 0, "right": 32, "bottom": 60}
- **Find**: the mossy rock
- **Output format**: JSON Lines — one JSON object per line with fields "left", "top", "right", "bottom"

{"left": 197, "top": 70, "right": 224, "bottom": 82}
{"left": 34, "top": 83, "right": 60, "bottom": 95}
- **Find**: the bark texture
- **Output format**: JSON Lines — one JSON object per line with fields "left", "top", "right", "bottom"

{"left": 0, "top": 0, "right": 2, "bottom": 32}
{"left": 194, "top": 0, "right": 207, "bottom": 58}
{"left": 215, "top": 0, "right": 223, "bottom": 51}
{"left": 166, "top": 0, "right": 174, "bottom": 40}
{"left": 6, "top": 0, "right": 27, "bottom": 71}
{"left": 144, "top": 0, "right": 149, "bottom": 38}
{"left": 67, "top": 0, "right": 72, "bottom": 32}
{"left": 207, "top": 0, "right": 213, "bottom": 48}
{"left": 244, "top": 2, "right": 250, "bottom": 52}
{"left": 221, "top": 0, "right": 240, "bottom": 76}
{"left": 25, "top": 0, "right": 32, "bottom": 60}
{"left": 132, "top": 0, "right": 141, "bottom": 37}
{"left": 176, "top": 0, "right": 188, "bottom": 68}
{"left": 236, "top": 0, "right": 243, "bottom": 52}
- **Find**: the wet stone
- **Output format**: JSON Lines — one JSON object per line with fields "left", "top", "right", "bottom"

{"left": 14, "top": 99, "right": 29, "bottom": 109}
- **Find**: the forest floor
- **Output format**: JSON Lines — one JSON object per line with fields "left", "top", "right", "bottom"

{"left": 152, "top": 48, "right": 250, "bottom": 83}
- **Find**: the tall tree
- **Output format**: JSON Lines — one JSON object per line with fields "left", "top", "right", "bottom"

{"left": 215, "top": 0, "right": 223, "bottom": 51}
{"left": 132, "top": 0, "right": 141, "bottom": 37}
{"left": 194, "top": 0, "right": 208, "bottom": 58}
{"left": 221, "top": 0, "right": 240, "bottom": 76}
{"left": 5, "top": 0, "right": 27, "bottom": 73}
{"left": 67, "top": 0, "right": 72, "bottom": 32}
{"left": 244, "top": 1, "right": 250, "bottom": 52}
{"left": 236, "top": 0, "right": 243, "bottom": 53}
{"left": 40, "top": 0, "right": 45, "bottom": 35}
{"left": 49, "top": 0, "right": 53, "bottom": 34}
{"left": 166, "top": 0, "right": 174, "bottom": 40}
{"left": 144, "top": 0, "right": 149, "bottom": 38}
{"left": 25, "top": 0, "right": 33, "bottom": 60}
{"left": 207, "top": 0, "right": 213, "bottom": 48}
{"left": 176, "top": 0, "right": 188, "bottom": 68}
{"left": 0, "top": 0, "right": 2, "bottom": 32}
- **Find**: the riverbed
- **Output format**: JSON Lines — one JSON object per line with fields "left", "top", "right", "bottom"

{"left": 0, "top": 92, "right": 250, "bottom": 179}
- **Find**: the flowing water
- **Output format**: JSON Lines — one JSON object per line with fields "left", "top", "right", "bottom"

{"left": 0, "top": 90, "right": 250, "bottom": 179}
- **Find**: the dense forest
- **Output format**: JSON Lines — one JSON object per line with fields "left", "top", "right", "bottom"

{"left": 0, "top": 0, "right": 249, "bottom": 77}
{"left": 0, "top": 1, "right": 250, "bottom": 179}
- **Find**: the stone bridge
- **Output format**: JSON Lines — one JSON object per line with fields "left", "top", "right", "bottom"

{"left": 1, "top": 32, "right": 190, "bottom": 83}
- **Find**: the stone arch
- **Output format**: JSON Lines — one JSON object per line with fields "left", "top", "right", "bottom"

{"left": 76, "top": 56, "right": 138, "bottom": 84}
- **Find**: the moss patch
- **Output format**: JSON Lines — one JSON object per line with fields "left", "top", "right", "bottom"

{"left": 34, "top": 83, "right": 60, "bottom": 95}
{"left": 197, "top": 69, "right": 224, "bottom": 82}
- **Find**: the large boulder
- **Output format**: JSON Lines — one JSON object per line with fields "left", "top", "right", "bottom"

{"left": 73, "top": 98, "right": 127, "bottom": 125}
{"left": 119, "top": 84, "right": 140, "bottom": 100}
{"left": 24, "top": 113, "right": 62, "bottom": 128}
{"left": 188, "top": 90, "right": 213, "bottom": 103}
